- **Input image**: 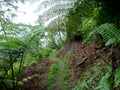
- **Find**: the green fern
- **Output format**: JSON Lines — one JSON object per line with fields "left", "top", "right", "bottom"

{"left": 85, "top": 23, "right": 120, "bottom": 46}
{"left": 115, "top": 67, "right": 120, "bottom": 87}
{"left": 95, "top": 73, "right": 111, "bottom": 90}
{"left": 27, "top": 26, "right": 45, "bottom": 42}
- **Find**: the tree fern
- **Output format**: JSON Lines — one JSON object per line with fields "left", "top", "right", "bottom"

{"left": 85, "top": 23, "right": 120, "bottom": 46}
{"left": 34, "top": 0, "right": 77, "bottom": 26}
{"left": 0, "top": 24, "right": 30, "bottom": 48}
{"left": 27, "top": 25, "right": 45, "bottom": 42}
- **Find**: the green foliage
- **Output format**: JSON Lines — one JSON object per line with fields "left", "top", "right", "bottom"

{"left": 24, "top": 52, "right": 38, "bottom": 66}
{"left": 65, "top": 0, "right": 96, "bottom": 41}
{"left": 40, "top": 47, "right": 53, "bottom": 59}
{"left": 47, "top": 56, "right": 70, "bottom": 90}
{"left": 0, "top": 24, "right": 27, "bottom": 48}
{"left": 94, "top": 0, "right": 120, "bottom": 26}
{"left": 60, "top": 58, "right": 70, "bottom": 90}
{"left": 85, "top": 23, "right": 120, "bottom": 46}
{"left": 115, "top": 67, "right": 120, "bottom": 87}
{"left": 0, "top": 47, "right": 25, "bottom": 89}
{"left": 6, "top": 62, "right": 21, "bottom": 78}
{"left": 95, "top": 73, "right": 111, "bottom": 90}
{"left": 27, "top": 25, "right": 45, "bottom": 43}
{"left": 0, "top": 79, "right": 13, "bottom": 89}
{"left": 79, "top": 17, "right": 97, "bottom": 39}
{"left": 48, "top": 62, "right": 59, "bottom": 90}
{"left": 1, "top": 0, "right": 120, "bottom": 90}
{"left": 0, "top": 8, "right": 30, "bottom": 89}
{"left": 72, "top": 64, "right": 111, "bottom": 90}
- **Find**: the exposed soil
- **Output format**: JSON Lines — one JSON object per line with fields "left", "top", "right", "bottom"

{"left": 22, "top": 41, "right": 110, "bottom": 90}
{"left": 22, "top": 60, "right": 53, "bottom": 90}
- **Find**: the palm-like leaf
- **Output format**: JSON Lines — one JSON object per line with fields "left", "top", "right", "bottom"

{"left": 26, "top": 25, "right": 45, "bottom": 42}
{"left": 0, "top": 23, "right": 30, "bottom": 48}
{"left": 115, "top": 67, "right": 120, "bottom": 87}
{"left": 34, "top": 0, "right": 77, "bottom": 26}
{"left": 95, "top": 73, "right": 110, "bottom": 90}
{"left": 86, "top": 23, "right": 120, "bottom": 46}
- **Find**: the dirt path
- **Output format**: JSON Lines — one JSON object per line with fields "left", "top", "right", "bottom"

{"left": 22, "top": 60, "right": 52, "bottom": 90}
{"left": 21, "top": 41, "right": 104, "bottom": 90}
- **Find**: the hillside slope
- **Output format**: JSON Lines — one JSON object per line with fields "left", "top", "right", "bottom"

{"left": 22, "top": 41, "right": 111, "bottom": 90}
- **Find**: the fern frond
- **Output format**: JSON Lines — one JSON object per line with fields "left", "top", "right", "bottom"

{"left": 95, "top": 73, "right": 111, "bottom": 90}
{"left": 35, "top": 0, "right": 77, "bottom": 26}
{"left": 0, "top": 38, "right": 26, "bottom": 48}
{"left": 115, "top": 67, "right": 120, "bottom": 87}
{"left": 85, "top": 23, "right": 120, "bottom": 46}
{"left": 26, "top": 26, "right": 45, "bottom": 42}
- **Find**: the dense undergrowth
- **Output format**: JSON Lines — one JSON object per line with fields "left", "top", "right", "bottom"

{"left": 1, "top": 0, "right": 120, "bottom": 90}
